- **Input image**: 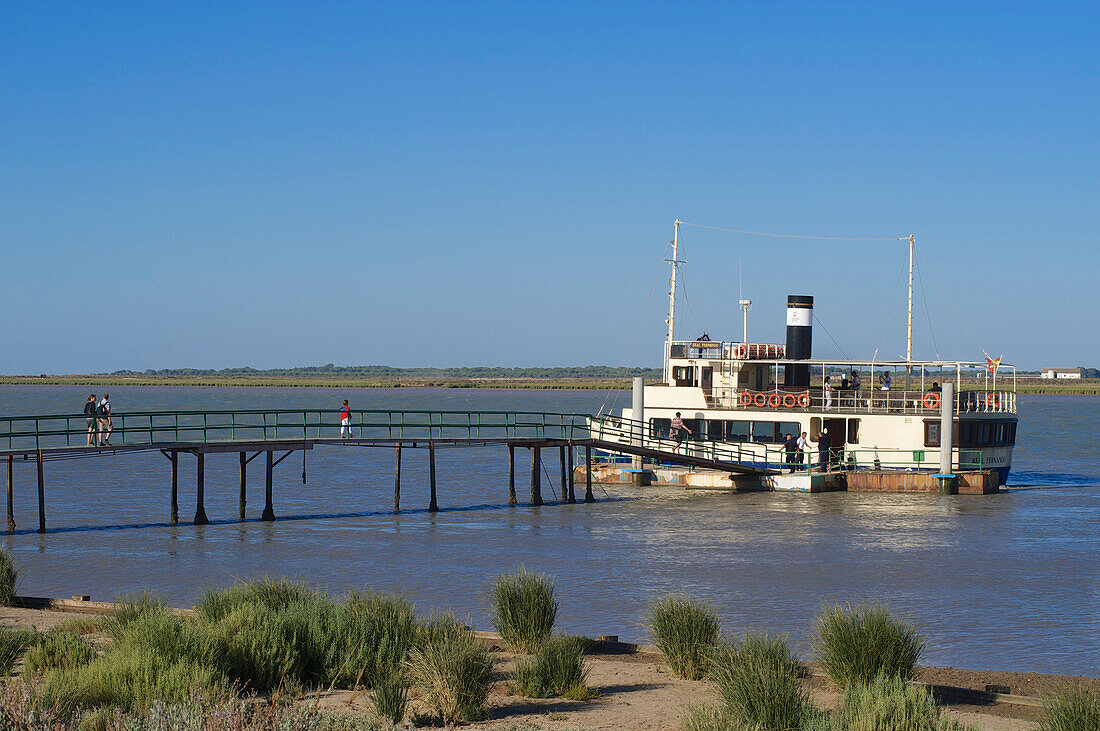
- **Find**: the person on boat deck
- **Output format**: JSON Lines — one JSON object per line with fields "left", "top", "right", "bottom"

{"left": 851, "top": 370, "right": 862, "bottom": 396}
{"left": 783, "top": 433, "right": 798, "bottom": 471}
{"left": 797, "top": 432, "right": 808, "bottom": 469}
{"left": 669, "top": 412, "right": 691, "bottom": 453}
{"left": 824, "top": 375, "right": 833, "bottom": 409}
{"left": 879, "top": 371, "right": 891, "bottom": 391}
{"left": 930, "top": 382, "right": 941, "bottom": 392}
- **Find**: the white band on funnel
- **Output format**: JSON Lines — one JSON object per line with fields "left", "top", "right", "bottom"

{"left": 786, "top": 307, "right": 812, "bottom": 327}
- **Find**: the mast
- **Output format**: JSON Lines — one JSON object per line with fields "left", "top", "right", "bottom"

{"left": 906, "top": 234, "right": 914, "bottom": 362}
{"left": 666, "top": 220, "right": 680, "bottom": 345}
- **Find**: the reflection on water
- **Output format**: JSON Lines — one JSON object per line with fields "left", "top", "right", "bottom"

{"left": 0, "top": 387, "right": 1097, "bottom": 675}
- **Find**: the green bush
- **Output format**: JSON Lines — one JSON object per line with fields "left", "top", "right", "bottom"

{"left": 197, "top": 576, "right": 320, "bottom": 621}
{"left": 110, "top": 591, "right": 170, "bottom": 629}
{"left": 209, "top": 602, "right": 299, "bottom": 692}
{"left": 645, "top": 595, "right": 720, "bottom": 680}
{"left": 22, "top": 630, "right": 97, "bottom": 676}
{"left": 0, "top": 626, "right": 38, "bottom": 674}
{"left": 513, "top": 635, "right": 591, "bottom": 699}
{"left": 813, "top": 604, "right": 924, "bottom": 687}
{"left": 0, "top": 547, "right": 17, "bottom": 605}
{"left": 708, "top": 634, "right": 807, "bottom": 731}
{"left": 371, "top": 672, "right": 409, "bottom": 724}
{"left": 110, "top": 609, "right": 216, "bottom": 669}
{"left": 680, "top": 703, "right": 736, "bottom": 731}
{"left": 838, "top": 674, "right": 969, "bottom": 731}
{"left": 490, "top": 569, "right": 558, "bottom": 653}
{"left": 405, "top": 626, "right": 493, "bottom": 724}
{"left": 1039, "top": 685, "right": 1100, "bottom": 731}
{"left": 40, "top": 646, "right": 231, "bottom": 713}
{"left": 417, "top": 612, "right": 470, "bottom": 648}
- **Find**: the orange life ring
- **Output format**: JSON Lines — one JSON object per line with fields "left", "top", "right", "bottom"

{"left": 753, "top": 392, "right": 768, "bottom": 408}
{"left": 985, "top": 393, "right": 998, "bottom": 408}
{"left": 767, "top": 393, "right": 782, "bottom": 408}
{"left": 923, "top": 392, "right": 940, "bottom": 410}
{"left": 797, "top": 393, "right": 810, "bottom": 408}
{"left": 733, "top": 344, "right": 747, "bottom": 359}
{"left": 740, "top": 391, "right": 753, "bottom": 406}
{"left": 782, "top": 393, "right": 796, "bottom": 408}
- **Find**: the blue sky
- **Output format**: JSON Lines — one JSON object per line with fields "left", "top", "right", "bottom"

{"left": 1, "top": 2, "right": 1096, "bottom": 373}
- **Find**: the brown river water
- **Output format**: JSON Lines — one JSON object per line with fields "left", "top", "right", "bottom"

{"left": 0, "top": 387, "right": 1096, "bottom": 675}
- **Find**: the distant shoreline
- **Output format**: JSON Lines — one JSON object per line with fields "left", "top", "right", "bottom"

{"left": 0, "top": 375, "right": 1098, "bottom": 394}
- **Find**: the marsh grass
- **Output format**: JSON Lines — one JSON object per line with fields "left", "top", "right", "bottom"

{"left": 838, "top": 674, "right": 969, "bottom": 731}
{"left": 0, "top": 626, "right": 38, "bottom": 674}
{"left": 210, "top": 602, "right": 298, "bottom": 692}
{"left": 490, "top": 569, "right": 558, "bottom": 654}
{"left": 22, "top": 630, "right": 97, "bottom": 676}
{"left": 405, "top": 626, "right": 493, "bottom": 724}
{"left": 197, "top": 576, "right": 320, "bottom": 620}
{"left": 370, "top": 672, "right": 408, "bottom": 724}
{"left": 54, "top": 615, "right": 109, "bottom": 636}
{"left": 707, "top": 633, "right": 807, "bottom": 731}
{"left": 813, "top": 604, "right": 924, "bottom": 687}
{"left": 1039, "top": 685, "right": 1100, "bottom": 731}
{"left": 645, "top": 595, "right": 720, "bottom": 680}
{"left": 111, "top": 592, "right": 170, "bottom": 628}
{"left": 679, "top": 703, "right": 736, "bottom": 731}
{"left": 0, "top": 548, "right": 17, "bottom": 605}
{"left": 512, "top": 635, "right": 592, "bottom": 700}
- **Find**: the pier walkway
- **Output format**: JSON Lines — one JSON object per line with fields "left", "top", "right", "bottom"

{"left": 0, "top": 409, "right": 773, "bottom": 533}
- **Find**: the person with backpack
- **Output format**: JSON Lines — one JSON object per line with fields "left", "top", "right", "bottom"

{"left": 96, "top": 393, "right": 112, "bottom": 446}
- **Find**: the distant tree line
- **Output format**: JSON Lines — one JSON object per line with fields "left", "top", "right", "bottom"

{"left": 108, "top": 365, "right": 664, "bottom": 380}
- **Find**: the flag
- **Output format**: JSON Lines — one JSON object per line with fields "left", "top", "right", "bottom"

{"left": 985, "top": 355, "right": 1002, "bottom": 374}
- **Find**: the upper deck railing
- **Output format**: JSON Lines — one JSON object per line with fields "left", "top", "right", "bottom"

{"left": 702, "top": 387, "right": 1017, "bottom": 415}
{"left": 0, "top": 409, "right": 591, "bottom": 452}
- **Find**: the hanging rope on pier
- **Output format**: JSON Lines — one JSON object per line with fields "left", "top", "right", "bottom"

{"left": 676, "top": 221, "right": 907, "bottom": 241}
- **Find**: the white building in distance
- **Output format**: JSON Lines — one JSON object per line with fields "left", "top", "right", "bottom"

{"left": 1040, "top": 368, "right": 1082, "bottom": 379}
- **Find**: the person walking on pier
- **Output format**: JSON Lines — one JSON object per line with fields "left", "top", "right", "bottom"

{"left": 97, "top": 393, "right": 112, "bottom": 446}
{"left": 83, "top": 394, "right": 98, "bottom": 446}
{"left": 669, "top": 412, "right": 691, "bottom": 453}
{"left": 339, "top": 400, "right": 352, "bottom": 438}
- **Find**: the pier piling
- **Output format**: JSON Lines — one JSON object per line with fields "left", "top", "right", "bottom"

{"left": 262, "top": 450, "right": 276, "bottom": 521}
{"left": 194, "top": 452, "right": 209, "bottom": 525}
{"left": 567, "top": 444, "right": 575, "bottom": 503}
{"left": 394, "top": 443, "right": 401, "bottom": 512}
{"left": 170, "top": 451, "right": 178, "bottom": 525}
{"left": 428, "top": 441, "right": 438, "bottom": 512}
{"left": 530, "top": 447, "right": 543, "bottom": 505}
{"left": 36, "top": 450, "right": 45, "bottom": 534}
{"left": 6, "top": 454, "right": 14, "bottom": 533}
{"left": 238, "top": 452, "right": 247, "bottom": 522}
{"left": 559, "top": 446, "right": 567, "bottom": 500}
{"left": 508, "top": 444, "right": 516, "bottom": 505}
{"left": 584, "top": 445, "right": 594, "bottom": 503}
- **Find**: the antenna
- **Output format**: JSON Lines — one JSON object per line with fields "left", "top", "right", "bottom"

{"left": 907, "top": 234, "right": 914, "bottom": 363}
{"left": 665, "top": 220, "right": 682, "bottom": 345}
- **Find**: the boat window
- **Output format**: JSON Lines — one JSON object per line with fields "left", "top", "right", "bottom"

{"left": 847, "top": 418, "right": 860, "bottom": 444}
{"left": 750, "top": 421, "right": 778, "bottom": 443}
{"left": 778, "top": 422, "right": 800, "bottom": 443}
{"left": 672, "top": 366, "right": 697, "bottom": 387}
{"left": 683, "top": 419, "right": 703, "bottom": 439}
{"left": 810, "top": 417, "right": 822, "bottom": 441}
{"left": 704, "top": 419, "right": 726, "bottom": 441}
{"left": 977, "top": 422, "right": 990, "bottom": 445}
{"left": 1006, "top": 422, "right": 1017, "bottom": 445}
{"left": 960, "top": 421, "right": 974, "bottom": 447}
{"left": 649, "top": 418, "right": 670, "bottom": 439}
{"left": 726, "top": 420, "right": 750, "bottom": 442}
{"left": 924, "top": 420, "right": 941, "bottom": 447}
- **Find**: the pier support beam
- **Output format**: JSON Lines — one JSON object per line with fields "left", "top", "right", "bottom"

{"left": 36, "top": 450, "right": 45, "bottom": 534}
{"left": 507, "top": 444, "right": 516, "bottom": 505}
{"left": 428, "top": 441, "right": 438, "bottom": 512}
{"left": 394, "top": 443, "right": 402, "bottom": 512}
{"left": 567, "top": 444, "right": 575, "bottom": 503}
{"left": 6, "top": 454, "right": 14, "bottom": 533}
{"left": 530, "top": 446, "right": 543, "bottom": 506}
{"left": 559, "top": 446, "right": 567, "bottom": 501}
{"left": 238, "top": 452, "right": 247, "bottom": 522}
{"left": 170, "top": 451, "right": 178, "bottom": 525}
{"left": 194, "top": 452, "right": 209, "bottom": 525}
{"left": 262, "top": 450, "right": 276, "bottom": 521}
{"left": 584, "top": 445, "right": 594, "bottom": 503}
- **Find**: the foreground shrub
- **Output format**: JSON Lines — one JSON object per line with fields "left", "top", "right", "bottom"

{"left": 371, "top": 672, "right": 409, "bottom": 724}
{"left": 1039, "top": 685, "right": 1100, "bottom": 731}
{"left": 490, "top": 569, "right": 558, "bottom": 653}
{"left": 813, "top": 603, "right": 924, "bottom": 687}
{"left": 208, "top": 602, "right": 298, "bottom": 692}
{"left": 0, "top": 547, "right": 17, "bottom": 605}
{"left": 838, "top": 674, "right": 969, "bottom": 731}
{"left": 22, "top": 630, "right": 97, "bottom": 676}
{"left": 111, "top": 591, "right": 171, "bottom": 629}
{"left": 513, "top": 635, "right": 591, "bottom": 699}
{"left": 197, "top": 576, "right": 320, "bottom": 621}
{"left": 708, "top": 633, "right": 807, "bottom": 731}
{"left": 645, "top": 595, "right": 720, "bottom": 680}
{"left": 680, "top": 703, "right": 736, "bottom": 731}
{"left": 0, "top": 626, "right": 37, "bottom": 674}
{"left": 405, "top": 626, "right": 493, "bottom": 724}
{"left": 39, "top": 646, "right": 232, "bottom": 713}
{"left": 110, "top": 609, "right": 215, "bottom": 670}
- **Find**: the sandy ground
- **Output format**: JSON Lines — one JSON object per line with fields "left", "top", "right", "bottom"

{"left": 6, "top": 606, "right": 1096, "bottom": 730}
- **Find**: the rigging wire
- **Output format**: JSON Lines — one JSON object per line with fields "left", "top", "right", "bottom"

{"left": 872, "top": 249, "right": 910, "bottom": 362}
{"left": 813, "top": 308, "right": 905, "bottom": 361}
{"left": 912, "top": 246, "right": 941, "bottom": 359}
{"left": 677, "top": 221, "right": 907, "bottom": 241}
{"left": 914, "top": 241, "right": 989, "bottom": 358}
{"left": 812, "top": 313, "right": 850, "bottom": 360}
